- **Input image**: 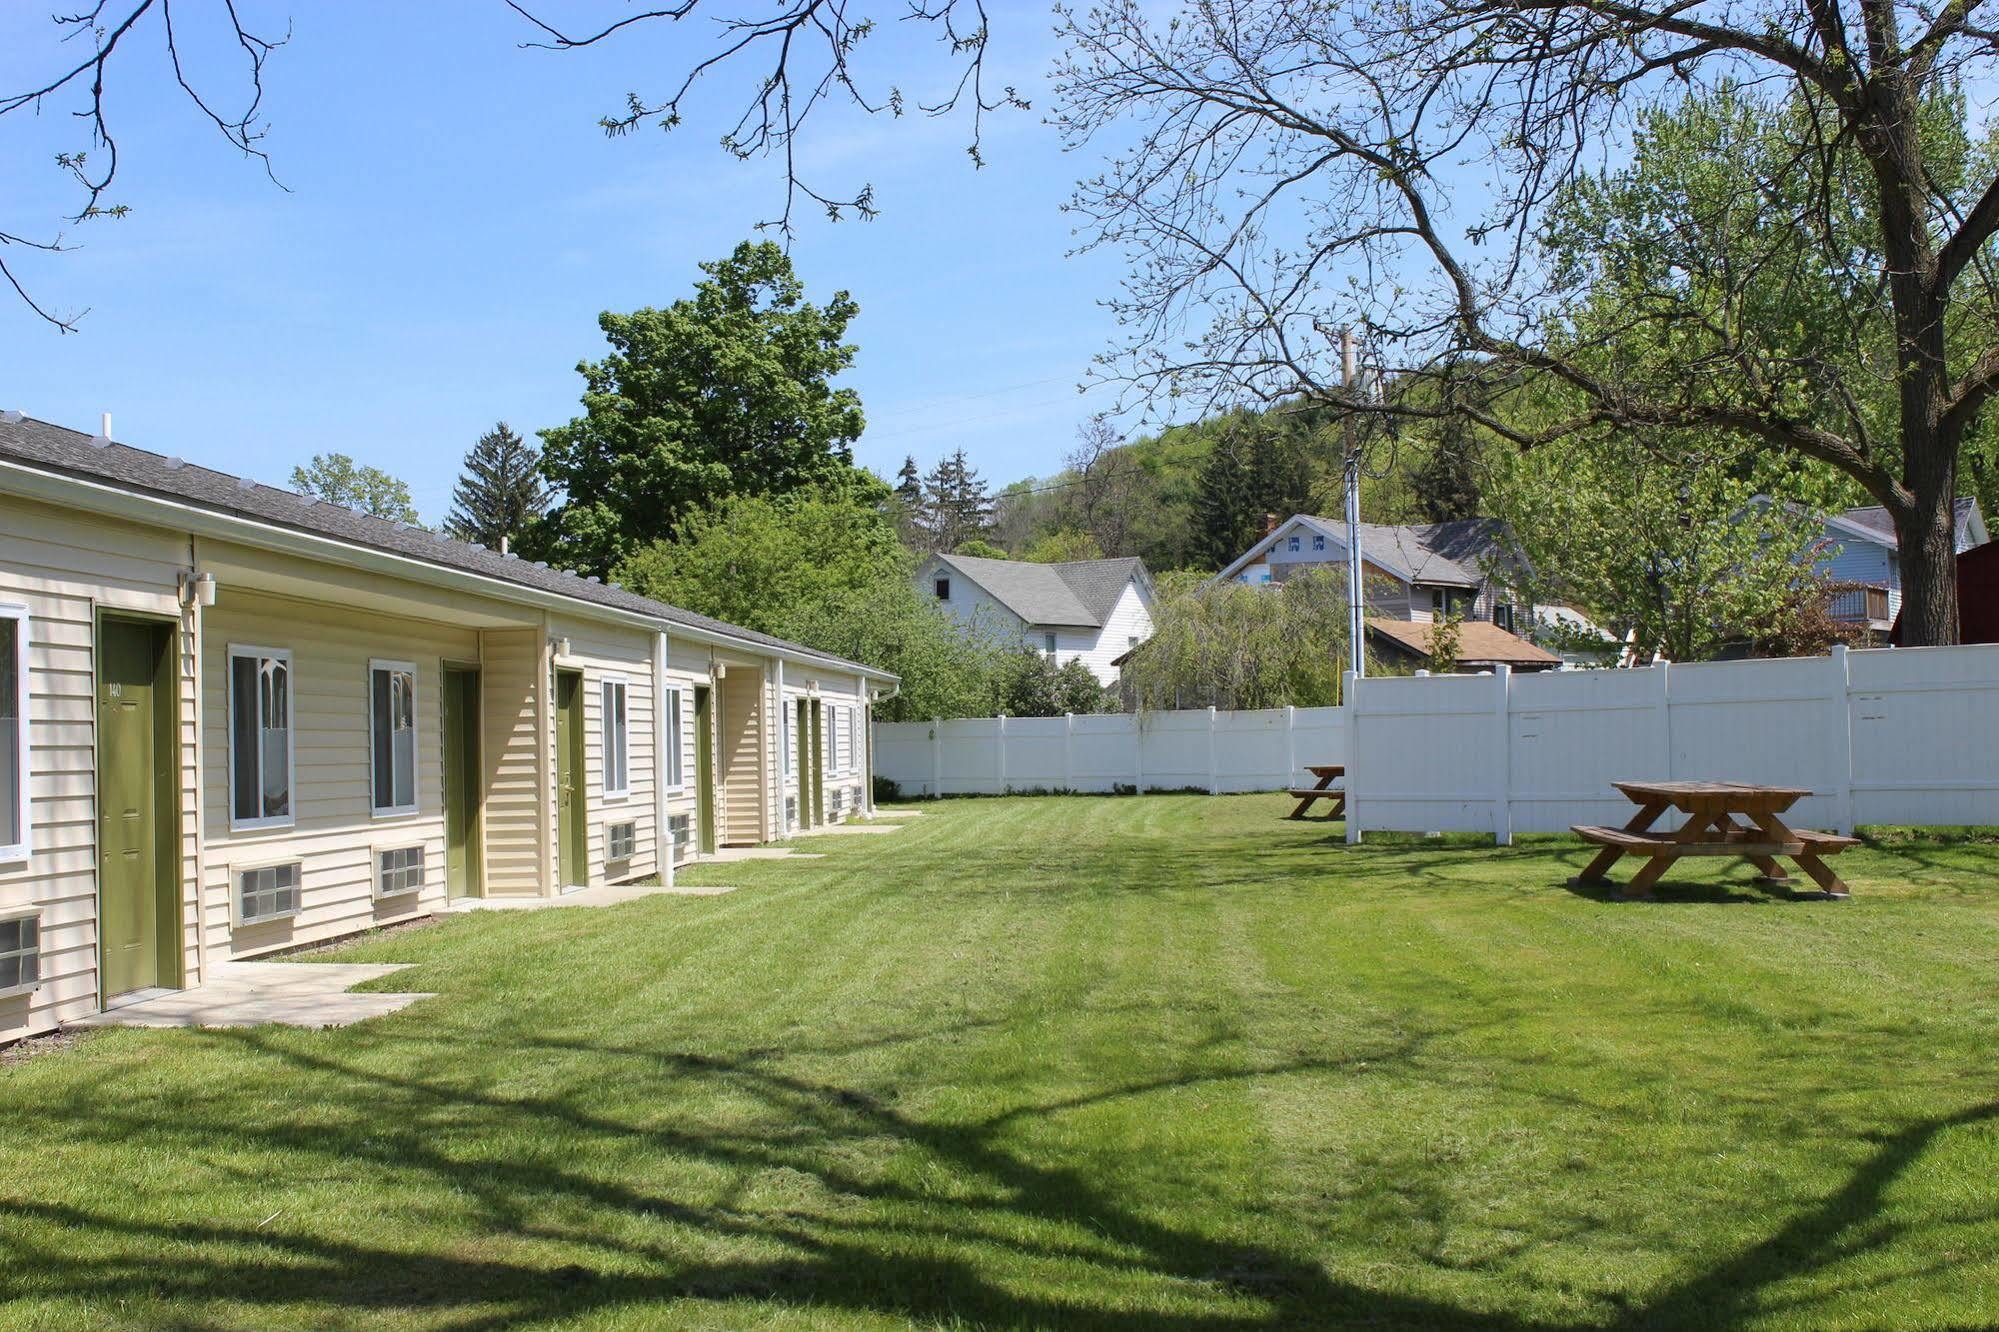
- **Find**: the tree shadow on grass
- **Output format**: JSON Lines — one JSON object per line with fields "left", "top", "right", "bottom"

{"left": 0, "top": 1022, "right": 1555, "bottom": 1330}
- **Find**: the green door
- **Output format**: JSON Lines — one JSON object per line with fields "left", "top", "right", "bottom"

{"left": 555, "top": 669, "right": 586, "bottom": 887}
{"left": 809, "top": 700, "right": 825, "bottom": 827}
{"left": 441, "top": 667, "right": 482, "bottom": 899}
{"left": 796, "top": 699, "right": 812, "bottom": 828}
{"left": 98, "top": 619, "right": 171, "bottom": 998}
{"left": 694, "top": 685, "right": 717, "bottom": 855}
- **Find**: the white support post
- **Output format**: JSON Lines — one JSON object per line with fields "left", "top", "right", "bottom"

{"left": 1284, "top": 704, "right": 1297, "bottom": 788}
{"left": 654, "top": 631, "right": 674, "bottom": 887}
{"left": 1492, "top": 663, "right": 1513, "bottom": 846}
{"left": 931, "top": 718, "right": 943, "bottom": 798}
{"left": 1343, "top": 671, "right": 1361, "bottom": 844}
{"left": 996, "top": 713, "right": 1008, "bottom": 794}
{"left": 1064, "top": 713, "right": 1075, "bottom": 792}
{"left": 774, "top": 658, "right": 788, "bottom": 838}
{"left": 1828, "top": 644, "right": 1855, "bottom": 834}
{"left": 1207, "top": 706, "right": 1220, "bottom": 795}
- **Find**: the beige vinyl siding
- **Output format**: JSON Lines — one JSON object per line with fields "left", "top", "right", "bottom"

{"left": 718, "top": 662, "right": 766, "bottom": 846}
{"left": 200, "top": 590, "right": 478, "bottom": 957}
{"left": 479, "top": 627, "right": 546, "bottom": 897}
{"left": 0, "top": 495, "right": 188, "bottom": 1040}
{"left": 550, "top": 616, "right": 658, "bottom": 886}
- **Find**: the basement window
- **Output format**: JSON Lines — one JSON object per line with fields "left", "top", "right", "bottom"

{"left": 375, "top": 845, "right": 426, "bottom": 899}
{"left": 668, "top": 814, "right": 692, "bottom": 864}
{"left": 606, "top": 821, "right": 636, "bottom": 863}
{"left": 0, "top": 604, "right": 25, "bottom": 863}
{"left": 0, "top": 910, "right": 41, "bottom": 997}
{"left": 236, "top": 862, "right": 301, "bottom": 926}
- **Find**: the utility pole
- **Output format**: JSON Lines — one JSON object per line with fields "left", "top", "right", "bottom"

{"left": 1342, "top": 327, "right": 1366, "bottom": 680}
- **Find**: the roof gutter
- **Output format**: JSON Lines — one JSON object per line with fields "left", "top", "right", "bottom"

{"left": 0, "top": 458, "right": 896, "bottom": 681}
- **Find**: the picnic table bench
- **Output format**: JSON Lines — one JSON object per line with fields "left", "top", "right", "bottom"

{"left": 1571, "top": 780, "right": 1859, "bottom": 900}
{"left": 1287, "top": 764, "right": 1346, "bottom": 820}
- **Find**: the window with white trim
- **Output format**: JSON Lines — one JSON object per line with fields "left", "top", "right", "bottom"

{"left": 601, "top": 676, "right": 630, "bottom": 798}
{"left": 848, "top": 708, "right": 861, "bottom": 777}
{"left": 0, "top": 910, "right": 40, "bottom": 996}
{"left": 237, "top": 862, "right": 301, "bottom": 925}
{"left": 228, "top": 646, "right": 293, "bottom": 829}
{"left": 663, "top": 686, "right": 684, "bottom": 791}
{"left": 0, "top": 605, "right": 26, "bottom": 862}
{"left": 780, "top": 698, "right": 791, "bottom": 776}
{"left": 668, "top": 813, "right": 692, "bottom": 863}
{"left": 606, "top": 821, "right": 636, "bottom": 862}
{"left": 827, "top": 705, "right": 842, "bottom": 774}
{"left": 370, "top": 661, "right": 418, "bottom": 816}
{"left": 1043, "top": 632, "right": 1057, "bottom": 658}
{"left": 1313, "top": 534, "right": 1326, "bottom": 551}
{"left": 376, "top": 845, "right": 425, "bottom": 898}
{"left": 1288, "top": 535, "right": 1301, "bottom": 552}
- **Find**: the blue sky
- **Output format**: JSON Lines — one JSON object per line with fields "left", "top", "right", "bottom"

{"left": 0, "top": 2, "right": 1135, "bottom": 522}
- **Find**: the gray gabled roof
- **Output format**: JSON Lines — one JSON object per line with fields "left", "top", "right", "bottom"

{"left": 1214, "top": 514, "right": 1521, "bottom": 589}
{"left": 931, "top": 553, "right": 1150, "bottom": 628}
{"left": 0, "top": 414, "right": 891, "bottom": 679}
{"left": 1834, "top": 498, "right": 1984, "bottom": 548}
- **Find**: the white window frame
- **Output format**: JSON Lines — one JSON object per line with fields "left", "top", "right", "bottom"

{"left": 0, "top": 906, "right": 42, "bottom": 998}
{"left": 368, "top": 659, "right": 420, "bottom": 819}
{"left": 226, "top": 644, "right": 296, "bottom": 833}
{"left": 1288, "top": 535, "right": 1301, "bottom": 552}
{"left": 373, "top": 843, "right": 426, "bottom": 900}
{"left": 780, "top": 695, "right": 791, "bottom": 777}
{"left": 1043, "top": 632, "right": 1058, "bottom": 658}
{"left": 663, "top": 685, "right": 685, "bottom": 793}
{"left": 827, "top": 704, "right": 842, "bottom": 775}
{"left": 934, "top": 576, "right": 951, "bottom": 600}
{"left": 233, "top": 859, "right": 302, "bottom": 927}
{"left": 1313, "top": 534, "right": 1326, "bottom": 551}
{"left": 0, "top": 604, "right": 28, "bottom": 864}
{"left": 600, "top": 674, "right": 630, "bottom": 800}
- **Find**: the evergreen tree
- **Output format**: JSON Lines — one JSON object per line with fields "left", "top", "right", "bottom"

{"left": 892, "top": 454, "right": 928, "bottom": 547}
{"left": 1412, "top": 431, "right": 1484, "bottom": 524}
{"left": 922, "top": 449, "right": 996, "bottom": 552}
{"left": 1192, "top": 429, "right": 1312, "bottom": 568}
{"left": 446, "top": 422, "right": 549, "bottom": 554}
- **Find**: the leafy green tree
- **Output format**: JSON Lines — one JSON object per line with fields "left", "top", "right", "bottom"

{"left": 951, "top": 539, "right": 1010, "bottom": 560}
{"left": 290, "top": 453, "right": 420, "bottom": 524}
{"left": 614, "top": 481, "right": 902, "bottom": 638}
{"left": 1024, "top": 529, "right": 1105, "bottom": 563}
{"left": 535, "top": 240, "right": 864, "bottom": 576}
{"left": 446, "top": 423, "right": 548, "bottom": 554}
{"left": 1054, "top": 658, "right": 1111, "bottom": 714}
{"left": 1492, "top": 431, "right": 1830, "bottom": 663}
{"left": 1124, "top": 568, "right": 1370, "bottom": 710}
{"left": 615, "top": 481, "right": 1000, "bottom": 721}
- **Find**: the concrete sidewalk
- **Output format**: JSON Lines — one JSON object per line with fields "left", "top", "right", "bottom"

{"left": 72, "top": 961, "right": 434, "bottom": 1030}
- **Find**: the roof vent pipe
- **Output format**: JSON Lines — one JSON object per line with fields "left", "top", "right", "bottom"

{"left": 91, "top": 411, "right": 113, "bottom": 447}
{"left": 0, "top": 410, "right": 22, "bottom": 424}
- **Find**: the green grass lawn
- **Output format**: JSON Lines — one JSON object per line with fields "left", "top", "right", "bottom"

{"left": 4, "top": 797, "right": 1999, "bottom": 1329}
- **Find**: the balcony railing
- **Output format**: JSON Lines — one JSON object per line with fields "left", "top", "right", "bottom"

{"left": 1827, "top": 585, "right": 1890, "bottom": 623}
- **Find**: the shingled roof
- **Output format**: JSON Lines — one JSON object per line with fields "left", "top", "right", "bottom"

{"left": 0, "top": 413, "right": 891, "bottom": 679}
{"left": 932, "top": 554, "right": 1150, "bottom": 628}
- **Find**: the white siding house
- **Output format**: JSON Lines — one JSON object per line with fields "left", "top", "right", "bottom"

{"left": 0, "top": 412, "right": 895, "bottom": 1042}
{"left": 916, "top": 554, "right": 1157, "bottom": 684}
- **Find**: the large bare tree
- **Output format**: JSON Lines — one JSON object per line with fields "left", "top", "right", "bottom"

{"left": 1051, "top": 0, "right": 1999, "bottom": 645}
{"left": 0, "top": 2, "right": 285, "bottom": 331}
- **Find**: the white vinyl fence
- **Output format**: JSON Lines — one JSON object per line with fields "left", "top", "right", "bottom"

{"left": 874, "top": 706, "right": 1346, "bottom": 797}
{"left": 874, "top": 643, "right": 1999, "bottom": 836}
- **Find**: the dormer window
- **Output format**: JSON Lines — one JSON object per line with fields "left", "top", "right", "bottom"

{"left": 934, "top": 577, "right": 950, "bottom": 600}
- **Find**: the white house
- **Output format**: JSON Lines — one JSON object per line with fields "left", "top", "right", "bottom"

{"left": 916, "top": 554, "right": 1156, "bottom": 684}
{"left": 1815, "top": 500, "right": 1989, "bottom": 632}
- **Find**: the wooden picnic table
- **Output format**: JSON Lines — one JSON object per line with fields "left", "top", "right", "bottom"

{"left": 1287, "top": 764, "right": 1346, "bottom": 820}
{"left": 1571, "top": 780, "right": 1858, "bottom": 900}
